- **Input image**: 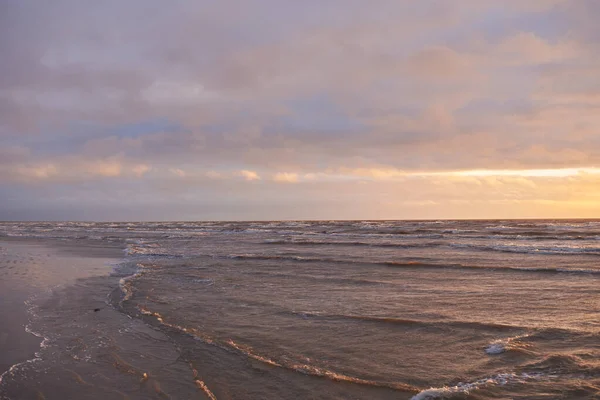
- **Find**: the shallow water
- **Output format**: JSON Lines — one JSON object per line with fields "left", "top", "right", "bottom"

{"left": 1, "top": 220, "right": 600, "bottom": 399}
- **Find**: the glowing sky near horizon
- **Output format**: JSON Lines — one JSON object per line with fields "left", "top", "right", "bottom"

{"left": 1, "top": 0, "right": 600, "bottom": 220}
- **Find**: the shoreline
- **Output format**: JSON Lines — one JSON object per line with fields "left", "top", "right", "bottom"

{"left": 0, "top": 236, "right": 127, "bottom": 259}
{"left": 0, "top": 237, "right": 125, "bottom": 384}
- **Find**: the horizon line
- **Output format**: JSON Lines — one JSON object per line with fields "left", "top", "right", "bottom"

{"left": 1, "top": 217, "right": 599, "bottom": 223}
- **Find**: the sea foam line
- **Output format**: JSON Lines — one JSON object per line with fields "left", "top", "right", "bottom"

{"left": 485, "top": 334, "right": 531, "bottom": 355}
{"left": 0, "top": 324, "right": 47, "bottom": 390}
{"left": 226, "top": 253, "right": 600, "bottom": 275}
{"left": 411, "top": 372, "right": 544, "bottom": 400}
{"left": 1, "top": 293, "right": 56, "bottom": 390}
{"left": 137, "top": 305, "right": 419, "bottom": 394}
{"left": 0, "top": 358, "right": 43, "bottom": 389}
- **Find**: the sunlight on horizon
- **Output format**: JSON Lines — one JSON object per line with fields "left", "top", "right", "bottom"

{"left": 426, "top": 167, "right": 600, "bottom": 178}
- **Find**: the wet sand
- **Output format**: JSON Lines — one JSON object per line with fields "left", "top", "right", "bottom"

{"left": 0, "top": 282, "right": 40, "bottom": 374}
{"left": 0, "top": 236, "right": 126, "bottom": 258}
{"left": 0, "top": 238, "right": 124, "bottom": 381}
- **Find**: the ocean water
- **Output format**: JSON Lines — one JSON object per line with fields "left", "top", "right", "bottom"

{"left": 1, "top": 220, "right": 600, "bottom": 399}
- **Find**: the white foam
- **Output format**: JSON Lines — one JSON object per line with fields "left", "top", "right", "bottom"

{"left": 118, "top": 269, "right": 143, "bottom": 304}
{"left": 451, "top": 242, "right": 600, "bottom": 256}
{"left": 0, "top": 358, "right": 42, "bottom": 387}
{"left": 263, "top": 239, "right": 287, "bottom": 244}
{"left": 485, "top": 342, "right": 506, "bottom": 355}
{"left": 411, "top": 372, "right": 536, "bottom": 400}
{"left": 24, "top": 324, "right": 51, "bottom": 357}
{"left": 0, "top": 320, "right": 48, "bottom": 388}
{"left": 485, "top": 334, "right": 529, "bottom": 355}
{"left": 192, "top": 278, "right": 214, "bottom": 285}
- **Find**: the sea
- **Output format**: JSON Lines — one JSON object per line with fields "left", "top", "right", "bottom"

{"left": 1, "top": 220, "right": 600, "bottom": 399}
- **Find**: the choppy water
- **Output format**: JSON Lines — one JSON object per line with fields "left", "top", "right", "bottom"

{"left": 1, "top": 220, "right": 600, "bottom": 399}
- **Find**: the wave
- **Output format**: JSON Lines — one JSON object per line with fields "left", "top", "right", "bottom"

{"left": 118, "top": 272, "right": 143, "bottom": 305}
{"left": 6, "top": 221, "right": 599, "bottom": 248}
{"left": 376, "top": 261, "right": 600, "bottom": 276}
{"left": 410, "top": 372, "right": 545, "bottom": 400}
{"left": 525, "top": 327, "right": 599, "bottom": 342}
{"left": 135, "top": 305, "right": 419, "bottom": 394}
{"left": 124, "top": 244, "right": 184, "bottom": 258}
{"left": 250, "top": 271, "right": 390, "bottom": 286}
{"left": 227, "top": 254, "right": 455, "bottom": 271}
{"left": 353, "top": 232, "right": 446, "bottom": 239}
{"left": 287, "top": 312, "right": 600, "bottom": 339}
{"left": 227, "top": 254, "right": 332, "bottom": 262}
{"left": 261, "top": 239, "right": 600, "bottom": 256}
{"left": 228, "top": 339, "right": 418, "bottom": 392}
{"left": 485, "top": 334, "right": 532, "bottom": 355}
{"left": 228, "top": 255, "right": 413, "bottom": 267}
{"left": 450, "top": 243, "right": 600, "bottom": 256}
{"left": 226, "top": 254, "right": 600, "bottom": 275}
{"left": 453, "top": 233, "right": 600, "bottom": 241}
{"left": 484, "top": 229, "right": 600, "bottom": 237}
{"left": 262, "top": 239, "right": 444, "bottom": 248}
{"left": 287, "top": 311, "right": 523, "bottom": 332}
{"left": 522, "top": 353, "right": 600, "bottom": 375}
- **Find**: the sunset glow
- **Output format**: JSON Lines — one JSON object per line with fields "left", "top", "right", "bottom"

{"left": 1, "top": 1, "right": 599, "bottom": 220}
{"left": 433, "top": 168, "right": 600, "bottom": 178}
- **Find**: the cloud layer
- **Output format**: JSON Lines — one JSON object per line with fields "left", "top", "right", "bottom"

{"left": 1, "top": 1, "right": 599, "bottom": 220}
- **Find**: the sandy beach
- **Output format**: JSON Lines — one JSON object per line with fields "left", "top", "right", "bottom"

{"left": 0, "top": 238, "right": 124, "bottom": 395}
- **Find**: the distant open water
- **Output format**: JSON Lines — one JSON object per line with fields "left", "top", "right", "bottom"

{"left": 1, "top": 220, "right": 600, "bottom": 399}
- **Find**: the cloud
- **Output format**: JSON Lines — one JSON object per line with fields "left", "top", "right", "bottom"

{"left": 132, "top": 164, "right": 151, "bottom": 177}
{"left": 406, "top": 46, "right": 473, "bottom": 79}
{"left": 85, "top": 160, "right": 122, "bottom": 177}
{"left": 142, "top": 81, "right": 221, "bottom": 105}
{"left": 3, "top": 168, "right": 600, "bottom": 220}
{"left": 169, "top": 168, "right": 186, "bottom": 177}
{"left": 494, "top": 32, "right": 578, "bottom": 66}
{"left": 239, "top": 170, "right": 260, "bottom": 181}
{"left": 1, "top": 0, "right": 599, "bottom": 219}
{"left": 273, "top": 172, "right": 299, "bottom": 183}
{"left": 1, "top": 157, "right": 155, "bottom": 183}
{"left": 205, "top": 171, "right": 222, "bottom": 179}
{"left": 0, "top": 145, "right": 31, "bottom": 165}
{"left": 15, "top": 164, "right": 59, "bottom": 180}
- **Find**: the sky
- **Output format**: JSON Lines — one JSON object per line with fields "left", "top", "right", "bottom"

{"left": 1, "top": 0, "right": 599, "bottom": 221}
